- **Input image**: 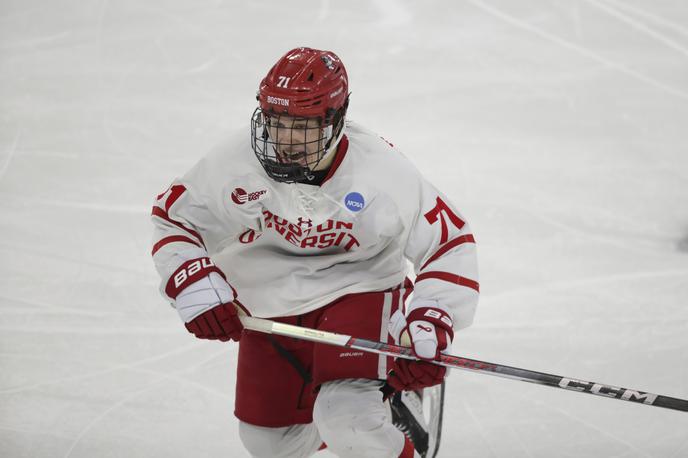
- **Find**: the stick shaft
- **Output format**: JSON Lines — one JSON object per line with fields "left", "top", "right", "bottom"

{"left": 240, "top": 316, "right": 688, "bottom": 413}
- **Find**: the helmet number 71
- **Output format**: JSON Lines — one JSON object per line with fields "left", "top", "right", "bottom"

{"left": 277, "top": 76, "right": 291, "bottom": 88}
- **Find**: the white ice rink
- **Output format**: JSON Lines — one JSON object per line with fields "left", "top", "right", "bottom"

{"left": 1, "top": 0, "right": 687, "bottom": 457}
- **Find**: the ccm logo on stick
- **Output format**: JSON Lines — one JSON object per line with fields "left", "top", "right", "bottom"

{"left": 174, "top": 258, "right": 215, "bottom": 289}
{"left": 558, "top": 378, "right": 658, "bottom": 404}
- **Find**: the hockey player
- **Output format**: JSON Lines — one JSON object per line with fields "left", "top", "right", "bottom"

{"left": 151, "top": 47, "right": 479, "bottom": 458}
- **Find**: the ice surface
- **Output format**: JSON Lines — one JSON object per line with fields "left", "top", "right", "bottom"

{"left": 1, "top": 0, "right": 687, "bottom": 457}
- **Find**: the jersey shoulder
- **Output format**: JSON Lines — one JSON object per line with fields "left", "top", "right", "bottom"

{"left": 343, "top": 121, "right": 427, "bottom": 205}
{"left": 180, "top": 127, "right": 267, "bottom": 200}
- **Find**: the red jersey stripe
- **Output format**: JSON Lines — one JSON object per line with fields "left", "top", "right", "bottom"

{"left": 151, "top": 235, "right": 202, "bottom": 256}
{"left": 151, "top": 206, "right": 205, "bottom": 246}
{"left": 415, "top": 271, "right": 479, "bottom": 293}
{"left": 420, "top": 234, "right": 475, "bottom": 271}
{"left": 165, "top": 184, "right": 187, "bottom": 212}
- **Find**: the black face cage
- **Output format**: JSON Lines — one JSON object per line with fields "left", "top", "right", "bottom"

{"left": 250, "top": 107, "right": 344, "bottom": 183}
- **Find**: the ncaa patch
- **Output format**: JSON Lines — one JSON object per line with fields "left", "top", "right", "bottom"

{"left": 344, "top": 192, "right": 365, "bottom": 212}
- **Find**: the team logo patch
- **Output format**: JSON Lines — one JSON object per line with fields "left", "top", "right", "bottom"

{"left": 231, "top": 187, "right": 267, "bottom": 205}
{"left": 344, "top": 192, "right": 365, "bottom": 212}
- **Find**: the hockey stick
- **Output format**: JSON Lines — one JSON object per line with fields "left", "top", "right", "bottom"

{"left": 240, "top": 315, "right": 688, "bottom": 413}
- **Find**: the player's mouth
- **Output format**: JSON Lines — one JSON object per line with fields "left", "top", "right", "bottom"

{"left": 279, "top": 150, "right": 308, "bottom": 165}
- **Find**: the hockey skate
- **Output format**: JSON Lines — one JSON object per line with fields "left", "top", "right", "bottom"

{"left": 389, "top": 382, "right": 445, "bottom": 458}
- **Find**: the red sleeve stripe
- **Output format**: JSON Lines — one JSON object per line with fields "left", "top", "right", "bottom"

{"left": 165, "top": 184, "right": 186, "bottom": 212}
{"left": 420, "top": 234, "right": 475, "bottom": 271}
{"left": 151, "top": 235, "right": 202, "bottom": 256}
{"left": 415, "top": 271, "right": 480, "bottom": 293}
{"left": 151, "top": 206, "right": 205, "bottom": 246}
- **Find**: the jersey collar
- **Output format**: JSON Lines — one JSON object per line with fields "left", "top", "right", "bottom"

{"left": 321, "top": 135, "right": 349, "bottom": 185}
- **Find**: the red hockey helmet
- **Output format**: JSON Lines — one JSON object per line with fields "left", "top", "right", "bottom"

{"left": 251, "top": 48, "right": 350, "bottom": 183}
{"left": 258, "top": 47, "right": 348, "bottom": 121}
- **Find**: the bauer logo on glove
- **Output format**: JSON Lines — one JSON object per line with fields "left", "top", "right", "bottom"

{"left": 173, "top": 257, "right": 216, "bottom": 289}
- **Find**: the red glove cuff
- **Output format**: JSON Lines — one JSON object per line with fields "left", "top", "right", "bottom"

{"left": 165, "top": 257, "right": 227, "bottom": 299}
{"left": 406, "top": 306, "right": 454, "bottom": 342}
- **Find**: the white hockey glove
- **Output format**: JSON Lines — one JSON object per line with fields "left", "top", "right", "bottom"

{"left": 387, "top": 299, "right": 453, "bottom": 391}
{"left": 389, "top": 299, "right": 454, "bottom": 359}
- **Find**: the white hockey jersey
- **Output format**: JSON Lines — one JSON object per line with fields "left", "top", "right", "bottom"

{"left": 151, "top": 121, "right": 479, "bottom": 329}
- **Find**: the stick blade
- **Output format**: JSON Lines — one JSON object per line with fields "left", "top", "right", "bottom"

{"left": 390, "top": 382, "right": 445, "bottom": 458}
